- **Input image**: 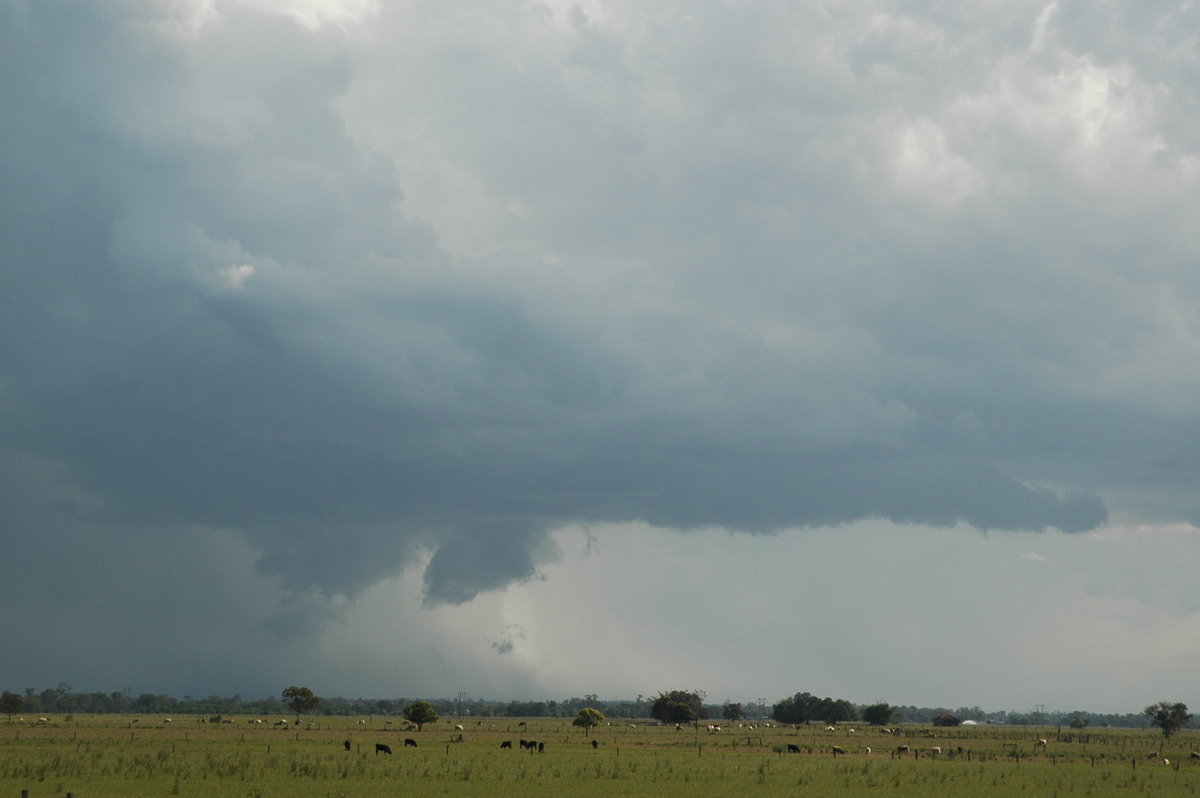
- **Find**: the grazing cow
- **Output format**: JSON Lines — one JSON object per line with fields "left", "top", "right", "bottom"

{"left": 519, "top": 739, "right": 530, "bottom": 749}
{"left": 1148, "top": 751, "right": 1160, "bottom": 759}
{"left": 343, "top": 740, "right": 351, "bottom": 751}
{"left": 1163, "top": 759, "right": 1170, "bottom": 766}
{"left": 864, "top": 747, "right": 871, "bottom": 755}
{"left": 1190, "top": 752, "right": 1200, "bottom": 760}
{"left": 931, "top": 747, "right": 942, "bottom": 756}
{"left": 787, "top": 744, "right": 801, "bottom": 754}
{"left": 404, "top": 738, "right": 418, "bottom": 748}
{"left": 676, "top": 724, "right": 684, "bottom": 731}
{"left": 538, "top": 742, "right": 545, "bottom": 752}
{"left": 592, "top": 739, "right": 599, "bottom": 749}
{"left": 1036, "top": 739, "right": 1047, "bottom": 749}
{"left": 832, "top": 746, "right": 846, "bottom": 755}
{"left": 825, "top": 725, "right": 836, "bottom": 732}
{"left": 375, "top": 743, "right": 392, "bottom": 755}
{"left": 500, "top": 741, "right": 512, "bottom": 749}
{"left": 897, "top": 745, "right": 910, "bottom": 754}
{"left": 455, "top": 724, "right": 464, "bottom": 731}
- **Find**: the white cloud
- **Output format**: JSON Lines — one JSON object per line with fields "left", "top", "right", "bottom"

{"left": 220, "top": 263, "right": 255, "bottom": 289}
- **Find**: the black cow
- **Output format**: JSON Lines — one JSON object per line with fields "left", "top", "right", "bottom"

{"left": 538, "top": 742, "right": 544, "bottom": 752}
{"left": 500, "top": 741, "right": 512, "bottom": 749}
{"left": 343, "top": 740, "right": 351, "bottom": 751}
{"left": 404, "top": 738, "right": 418, "bottom": 748}
{"left": 787, "top": 744, "right": 800, "bottom": 754}
{"left": 592, "top": 739, "right": 599, "bottom": 749}
{"left": 375, "top": 743, "right": 392, "bottom": 755}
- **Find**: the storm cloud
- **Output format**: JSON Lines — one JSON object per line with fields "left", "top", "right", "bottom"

{"left": 3, "top": 0, "right": 1199, "bottom": 707}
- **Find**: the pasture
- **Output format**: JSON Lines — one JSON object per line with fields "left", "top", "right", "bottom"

{"left": 1, "top": 715, "right": 1198, "bottom": 797}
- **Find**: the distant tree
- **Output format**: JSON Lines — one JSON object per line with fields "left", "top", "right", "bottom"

{"left": 773, "top": 693, "right": 856, "bottom": 725}
{"left": 404, "top": 700, "right": 439, "bottom": 731}
{"left": 1067, "top": 712, "right": 1090, "bottom": 730}
{"left": 862, "top": 703, "right": 896, "bottom": 726}
{"left": 573, "top": 707, "right": 605, "bottom": 735}
{"left": 773, "top": 692, "right": 819, "bottom": 725}
{"left": 824, "top": 699, "right": 857, "bottom": 724}
{"left": 649, "top": 690, "right": 707, "bottom": 724}
{"left": 722, "top": 702, "right": 745, "bottom": 722}
{"left": 1144, "top": 702, "right": 1191, "bottom": 738}
{"left": 931, "top": 713, "right": 961, "bottom": 727}
{"left": 281, "top": 686, "right": 321, "bottom": 721}
{"left": 0, "top": 692, "right": 23, "bottom": 721}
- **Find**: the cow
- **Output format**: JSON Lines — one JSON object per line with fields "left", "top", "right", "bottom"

{"left": 455, "top": 724, "right": 464, "bottom": 731}
{"left": 375, "top": 743, "right": 392, "bottom": 755}
{"left": 832, "top": 746, "right": 846, "bottom": 755}
{"left": 343, "top": 740, "right": 351, "bottom": 751}
{"left": 864, "top": 747, "right": 871, "bottom": 755}
{"left": 404, "top": 738, "right": 418, "bottom": 748}
{"left": 519, "top": 739, "right": 530, "bottom": 749}
{"left": 1036, "top": 739, "right": 1048, "bottom": 749}
{"left": 500, "top": 741, "right": 512, "bottom": 749}
{"left": 1190, "top": 752, "right": 1200, "bottom": 760}
{"left": 897, "top": 745, "right": 910, "bottom": 754}
{"left": 592, "top": 739, "right": 599, "bottom": 749}
{"left": 538, "top": 742, "right": 545, "bottom": 752}
{"left": 787, "top": 744, "right": 801, "bottom": 754}
{"left": 931, "top": 747, "right": 942, "bottom": 756}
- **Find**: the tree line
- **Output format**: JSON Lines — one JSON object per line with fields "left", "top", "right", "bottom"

{"left": 0, "top": 685, "right": 1178, "bottom": 732}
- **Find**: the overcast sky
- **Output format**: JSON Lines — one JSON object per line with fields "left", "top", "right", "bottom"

{"left": 3, "top": 0, "right": 1199, "bottom": 715}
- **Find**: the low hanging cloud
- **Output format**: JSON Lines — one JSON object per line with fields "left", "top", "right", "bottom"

{"left": 6, "top": 0, "right": 1198, "bottom": 635}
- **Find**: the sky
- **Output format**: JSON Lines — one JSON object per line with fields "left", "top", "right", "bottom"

{"left": 2, "top": 0, "right": 1199, "bottom": 716}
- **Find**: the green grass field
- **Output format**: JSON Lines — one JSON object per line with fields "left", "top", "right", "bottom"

{"left": 2, "top": 715, "right": 1197, "bottom": 797}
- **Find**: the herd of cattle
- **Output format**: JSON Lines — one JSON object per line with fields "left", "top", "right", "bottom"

{"left": 22, "top": 716, "right": 1199, "bottom": 763}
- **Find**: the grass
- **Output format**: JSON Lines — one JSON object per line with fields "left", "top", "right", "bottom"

{"left": 1, "top": 715, "right": 1197, "bottom": 797}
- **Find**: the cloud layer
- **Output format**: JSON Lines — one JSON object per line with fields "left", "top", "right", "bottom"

{"left": 3, "top": 0, "right": 1199, "bottom": 707}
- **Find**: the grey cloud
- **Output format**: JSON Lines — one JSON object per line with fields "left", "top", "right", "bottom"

{"left": 16, "top": 0, "right": 1200, "bottom": 645}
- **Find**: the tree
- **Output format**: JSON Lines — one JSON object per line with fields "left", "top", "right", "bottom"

{"left": 1144, "top": 702, "right": 1191, "bottom": 738}
{"left": 281, "top": 686, "right": 321, "bottom": 721}
{"left": 931, "top": 713, "right": 961, "bottom": 727}
{"left": 861, "top": 702, "right": 895, "bottom": 726}
{"left": 722, "top": 702, "right": 745, "bottom": 722}
{"left": 404, "top": 700, "right": 439, "bottom": 731}
{"left": 573, "top": 707, "right": 605, "bottom": 735}
{"left": 649, "top": 690, "right": 707, "bottom": 724}
{"left": 0, "top": 691, "right": 23, "bottom": 721}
